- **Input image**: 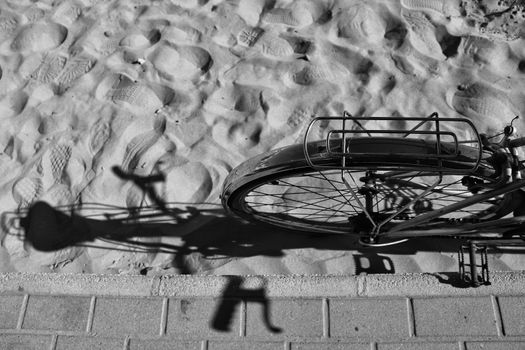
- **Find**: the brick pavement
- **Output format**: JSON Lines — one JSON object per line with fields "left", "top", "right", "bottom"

{"left": 0, "top": 272, "right": 524, "bottom": 349}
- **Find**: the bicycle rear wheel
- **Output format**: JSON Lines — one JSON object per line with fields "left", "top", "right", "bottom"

{"left": 222, "top": 138, "right": 510, "bottom": 237}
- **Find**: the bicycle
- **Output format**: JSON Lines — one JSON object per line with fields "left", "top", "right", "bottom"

{"left": 221, "top": 111, "right": 525, "bottom": 285}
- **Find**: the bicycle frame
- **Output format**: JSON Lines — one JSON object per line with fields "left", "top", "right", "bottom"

{"left": 387, "top": 178, "right": 525, "bottom": 237}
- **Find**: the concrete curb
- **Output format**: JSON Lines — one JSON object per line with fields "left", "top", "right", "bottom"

{"left": 1, "top": 271, "right": 525, "bottom": 297}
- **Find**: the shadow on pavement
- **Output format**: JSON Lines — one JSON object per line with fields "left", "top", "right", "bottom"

{"left": 354, "top": 253, "right": 395, "bottom": 274}
{"left": 211, "top": 276, "right": 282, "bottom": 333}
{"left": 432, "top": 272, "right": 472, "bottom": 289}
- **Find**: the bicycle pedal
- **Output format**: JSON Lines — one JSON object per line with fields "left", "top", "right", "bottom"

{"left": 458, "top": 242, "right": 490, "bottom": 287}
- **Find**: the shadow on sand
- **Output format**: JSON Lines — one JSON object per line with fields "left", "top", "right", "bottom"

{"left": 10, "top": 166, "right": 432, "bottom": 275}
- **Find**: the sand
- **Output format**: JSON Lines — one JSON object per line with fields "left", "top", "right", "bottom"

{"left": 0, "top": 0, "right": 524, "bottom": 276}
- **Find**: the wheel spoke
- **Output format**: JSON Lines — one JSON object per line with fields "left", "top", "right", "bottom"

{"left": 241, "top": 168, "right": 501, "bottom": 233}
{"left": 278, "top": 179, "right": 351, "bottom": 207}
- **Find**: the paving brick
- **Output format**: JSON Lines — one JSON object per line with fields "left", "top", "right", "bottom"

{"left": 465, "top": 341, "right": 525, "bottom": 350}
{"left": 291, "top": 342, "right": 369, "bottom": 350}
{"left": 497, "top": 296, "right": 525, "bottom": 336}
{"left": 166, "top": 298, "right": 240, "bottom": 337}
{"left": 128, "top": 338, "right": 201, "bottom": 350}
{"left": 22, "top": 295, "right": 90, "bottom": 331}
{"left": 55, "top": 335, "right": 124, "bottom": 350}
{"left": 92, "top": 297, "right": 162, "bottom": 336}
{"left": 0, "top": 295, "right": 23, "bottom": 329}
{"left": 412, "top": 297, "right": 498, "bottom": 336}
{"left": 208, "top": 341, "right": 285, "bottom": 350}
{"left": 377, "top": 342, "right": 458, "bottom": 350}
{"left": 246, "top": 298, "right": 321, "bottom": 338}
{"left": 0, "top": 334, "right": 53, "bottom": 349}
{"left": 330, "top": 298, "right": 408, "bottom": 339}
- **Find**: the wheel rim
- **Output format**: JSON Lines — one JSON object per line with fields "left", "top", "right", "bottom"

{"left": 237, "top": 169, "right": 504, "bottom": 235}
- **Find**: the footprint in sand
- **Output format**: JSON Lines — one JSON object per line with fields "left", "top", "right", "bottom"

{"left": 237, "top": 26, "right": 264, "bottom": 47}
{"left": 56, "top": 54, "right": 97, "bottom": 88}
{"left": 52, "top": 0, "right": 83, "bottom": 26}
{"left": 89, "top": 118, "right": 112, "bottom": 156}
{"left": 230, "top": 122, "right": 263, "bottom": 149}
{"left": 336, "top": 4, "right": 386, "bottom": 44}
{"left": 213, "top": 118, "right": 263, "bottom": 151}
{"left": 13, "top": 111, "right": 41, "bottom": 162}
{"left": 38, "top": 143, "right": 72, "bottom": 190}
{"left": 78, "top": 27, "right": 123, "bottom": 57}
{"left": 121, "top": 115, "right": 168, "bottom": 173}
{"left": 11, "top": 22, "right": 68, "bottom": 53}
{"left": 24, "top": 6, "right": 46, "bottom": 23}
{"left": 447, "top": 82, "right": 519, "bottom": 125}
{"left": 238, "top": 0, "right": 267, "bottom": 26}
{"left": 401, "top": 10, "right": 446, "bottom": 60}
{"left": 206, "top": 83, "right": 262, "bottom": 116}
{"left": 149, "top": 42, "right": 212, "bottom": 81}
{"left": 123, "top": 137, "right": 177, "bottom": 208}
{"left": 400, "top": 0, "right": 462, "bottom": 17}
{"left": 394, "top": 40, "right": 442, "bottom": 77}
{"left": 266, "top": 101, "right": 314, "bottom": 133}
{"left": 232, "top": 87, "right": 262, "bottom": 113}
{"left": 223, "top": 58, "right": 292, "bottom": 90}
{"left": 119, "top": 27, "right": 162, "bottom": 51}
{"left": 292, "top": 63, "right": 330, "bottom": 86}
{"left": 262, "top": 3, "right": 314, "bottom": 27}
{"left": 0, "top": 90, "right": 29, "bottom": 119}
{"left": 12, "top": 176, "right": 43, "bottom": 208}
{"left": 31, "top": 54, "right": 67, "bottom": 84}
{"left": 164, "top": 161, "right": 213, "bottom": 203}
{"left": 320, "top": 42, "right": 376, "bottom": 83}
{"left": 202, "top": 88, "right": 238, "bottom": 122}
{"left": 519, "top": 61, "right": 525, "bottom": 74}
{"left": 162, "top": 23, "right": 202, "bottom": 44}
{"left": 300, "top": 0, "right": 333, "bottom": 24}
{"left": 40, "top": 183, "right": 74, "bottom": 207}
{"left": 458, "top": 36, "right": 509, "bottom": 68}
{"left": 281, "top": 35, "right": 313, "bottom": 55}
{"left": 0, "top": 11, "right": 19, "bottom": 42}
{"left": 34, "top": 140, "right": 90, "bottom": 199}
{"left": 169, "top": 0, "right": 207, "bottom": 8}
{"left": 255, "top": 31, "right": 295, "bottom": 58}
{"left": 121, "top": 131, "right": 162, "bottom": 173}
{"left": 97, "top": 74, "right": 175, "bottom": 115}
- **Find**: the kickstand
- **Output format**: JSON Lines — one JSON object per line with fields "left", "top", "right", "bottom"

{"left": 458, "top": 241, "right": 490, "bottom": 287}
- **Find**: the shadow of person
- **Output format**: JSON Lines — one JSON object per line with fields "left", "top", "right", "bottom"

{"left": 211, "top": 276, "right": 282, "bottom": 333}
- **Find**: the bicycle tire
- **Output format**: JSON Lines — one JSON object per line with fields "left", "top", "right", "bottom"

{"left": 221, "top": 138, "right": 510, "bottom": 237}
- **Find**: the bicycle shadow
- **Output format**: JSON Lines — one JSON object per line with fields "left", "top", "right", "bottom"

{"left": 354, "top": 253, "right": 395, "bottom": 275}
{"left": 12, "top": 167, "right": 474, "bottom": 265}
{"left": 10, "top": 166, "right": 501, "bottom": 283}
{"left": 432, "top": 272, "right": 472, "bottom": 289}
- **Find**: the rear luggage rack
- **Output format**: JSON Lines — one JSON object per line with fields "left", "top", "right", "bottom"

{"left": 304, "top": 111, "right": 483, "bottom": 172}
